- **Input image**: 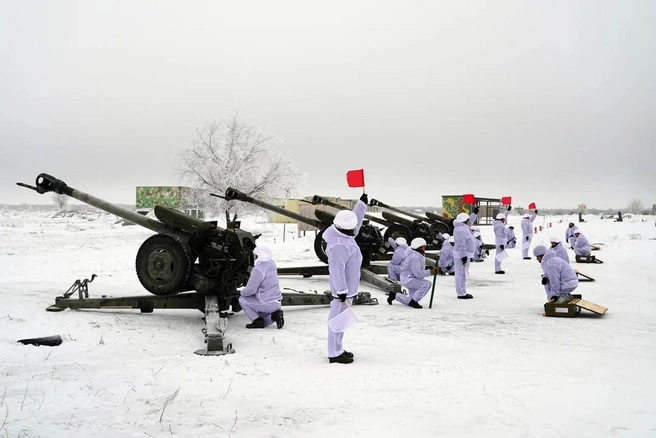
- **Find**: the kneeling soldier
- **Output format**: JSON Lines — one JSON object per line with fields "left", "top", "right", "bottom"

{"left": 533, "top": 245, "right": 579, "bottom": 304}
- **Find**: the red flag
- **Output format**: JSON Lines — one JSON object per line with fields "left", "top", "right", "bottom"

{"left": 346, "top": 169, "right": 365, "bottom": 188}
{"left": 528, "top": 202, "right": 536, "bottom": 210}
{"left": 501, "top": 196, "right": 512, "bottom": 205}
{"left": 462, "top": 194, "right": 476, "bottom": 204}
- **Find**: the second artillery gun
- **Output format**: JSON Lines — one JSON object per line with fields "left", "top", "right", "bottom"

{"left": 310, "top": 195, "right": 438, "bottom": 264}
{"left": 368, "top": 198, "right": 453, "bottom": 250}
{"left": 220, "top": 188, "right": 401, "bottom": 294}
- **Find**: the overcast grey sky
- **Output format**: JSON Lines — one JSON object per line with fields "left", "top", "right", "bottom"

{"left": 1, "top": 0, "right": 655, "bottom": 209}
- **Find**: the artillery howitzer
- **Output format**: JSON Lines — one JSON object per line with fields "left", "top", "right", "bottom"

{"left": 311, "top": 195, "right": 439, "bottom": 264}
{"left": 424, "top": 211, "right": 455, "bottom": 230}
{"left": 220, "top": 188, "right": 401, "bottom": 294}
{"left": 368, "top": 199, "right": 451, "bottom": 246}
{"left": 16, "top": 174, "right": 378, "bottom": 356}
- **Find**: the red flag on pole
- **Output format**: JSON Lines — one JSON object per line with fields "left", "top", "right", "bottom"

{"left": 462, "top": 194, "right": 476, "bottom": 204}
{"left": 346, "top": 169, "right": 365, "bottom": 188}
{"left": 528, "top": 202, "right": 536, "bottom": 210}
{"left": 501, "top": 196, "right": 512, "bottom": 205}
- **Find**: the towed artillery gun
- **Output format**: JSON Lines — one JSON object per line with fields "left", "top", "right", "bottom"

{"left": 17, "top": 173, "right": 377, "bottom": 356}
{"left": 368, "top": 198, "right": 452, "bottom": 247}
{"left": 424, "top": 211, "right": 455, "bottom": 232}
{"left": 310, "top": 195, "right": 438, "bottom": 265}
{"left": 220, "top": 188, "right": 401, "bottom": 294}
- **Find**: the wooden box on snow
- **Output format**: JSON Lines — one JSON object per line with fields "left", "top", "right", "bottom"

{"left": 543, "top": 294, "right": 608, "bottom": 318}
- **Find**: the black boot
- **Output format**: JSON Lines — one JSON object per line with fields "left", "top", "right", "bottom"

{"left": 329, "top": 351, "right": 354, "bottom": 364}
{"left": 246, "top": 317, "right": 265, "bottom": 329}
{"left": 343, "top": 351, "right": 354, "bottom": 358}
{"left": 387, "top": 291, "right": 396, "bottom": 305}
{"left": 495, "top": 270, "right": 505, "bottom": 274}
{"left": 457, "top": 294, "right": 474, "bottom": 299}
{"left": 271, "top": 309, "right": 285, "bottom": 329}
{"left": 408, "top": 299, "right": 423, "bottom": 309}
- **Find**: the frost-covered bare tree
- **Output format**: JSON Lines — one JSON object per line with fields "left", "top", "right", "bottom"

{"left": 53, "top": 193, "right": 68, "bottom": 211}
{"left": 177, "top": 114, "right": 306, "bottom": 223}
{"left": 627, "top": 198, "right": 644, "bottom": 214}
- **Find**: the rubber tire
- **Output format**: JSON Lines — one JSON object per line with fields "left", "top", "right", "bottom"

{"left": 383, "top": 224, "right": 412, "bottom": 250}
{"left": 430, "top": 221, "right": 450, "bottom": 235}
{"left": 135, "top": 233, "right": 193, "bottom": 296}
{"left": 313, "top": 229, "right": 329, "bottom": 264}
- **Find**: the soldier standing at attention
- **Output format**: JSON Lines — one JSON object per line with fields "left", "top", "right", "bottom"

{"left": 322, "top": 193, "right": 368, "bottom": 364}
{"left": 453, "top": 212, "right": 475, "bottom": 299}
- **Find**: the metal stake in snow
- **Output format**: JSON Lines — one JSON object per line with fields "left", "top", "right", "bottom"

{"left": 429, "top": 273, "right": 438, "bottom": 309}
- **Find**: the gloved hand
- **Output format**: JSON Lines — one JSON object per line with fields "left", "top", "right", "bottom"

{"left": 473, "top": 206, "right": 480, "bottom": 214}
{"left": 541, "top": 276, "right": 549, "bottom": 285}
{"left": 360, "top": 193, "right": 368, "bottom": 204}
{"left": 430, "top": 267, "right": 440, "bottom": 275}
{"left": 507, "top": 205, "right": 512, "bottom": 211}
{"left": 461, "top": 256, "right": 468, "bottom": 265}
{"left": 338, "top": 293, "right": 347, "bottom": 302}
{"left": 500, "top": 245, "right": 505, "bottom": 251}
{"left": 485, "top": 250, "right": 490, "bottom": 256}
{"left": 534, "top": 209, "right": 538, "bottom": 215}
{"left": 526, "top": 236, "right": 529, "bottom": 241}
{"left": 470, "top": 258, "right": 474, "bottom": 263}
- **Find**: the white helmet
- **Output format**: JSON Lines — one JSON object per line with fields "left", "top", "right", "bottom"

{"left": 549, "top": 236, "right": 561, "bottom": 243}
{"left": 456, "top": 212, "right": 469, "bottom": 223}
{"left": 253, "top": 244, "right": 273, "bottom": 262}
{"left": 410, "top": 237, "right": 427, "bottom": 249}
{"left": 523, "top": 214, "right": 530, "bottom": 219}
{"left": 448, "top": 236, "right": 455, "bottom": 243}
{"left": 395, "top": 237, "right": 408, "bottom": 247}
{"left": 441, "top": 233, "right": 450, "bottom": 240}
{"left": 333, "top": 210, "right": 358, "bottom": 230}
{"left": 533, "top": 245, "right": 547, "bottom": 257}
{"left": 496, "top": 213, "right": 506, "bottom": 220}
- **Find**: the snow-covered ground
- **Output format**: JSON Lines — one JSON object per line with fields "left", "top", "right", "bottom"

{"left": 1, "top": 206, "right": 655, "bottom": 437}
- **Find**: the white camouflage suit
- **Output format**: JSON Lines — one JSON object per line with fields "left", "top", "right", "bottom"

{"left": 452, "top": 219, "right": 475, "bottom": 297}
{"left": 521, "top": 213, "right": 537, "bottom": 258}
{"left": 396, "top": 247, "right": 432, "bottom": 305}
{"left": 323, "top": 200, "right": 367, "bottom": 359}
{"left": 494, "top": 211, "right": 510, "bottom": 271}
{"left": 540, "top": 250, "right": 579, "bottom": 303}
{"left": 238, "top": 246, "right": 282, "bottom": 326}
{"left": 386, "top": 237, "right": 408, "bottom": 280}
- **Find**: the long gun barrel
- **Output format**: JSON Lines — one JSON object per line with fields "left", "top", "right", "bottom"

{"left": 371, "top": 198, "right": 452, "bottom": 233}
{"left": 222, "top": 188, "right": 325, "bottom": 229}
{"left": 311, "top": 195, "right": 392, "bottom": 227}
{"left": 425, "top": 211, "right": 454, "bottom": 227}
{"left": 17, "top": 173, "right": 182, "bottom": 236}
{"left": 381, "top": 211, "right": 418, "bottom": 228}
{"left": 369, "top": 198, "right": 429, "bottom": 222}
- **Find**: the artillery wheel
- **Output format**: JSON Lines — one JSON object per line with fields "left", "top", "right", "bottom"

{"left": 383, "top": 224, "right": 412, "bottom": 249}
{"left": 430, "top": 221, "right": 451, "bottom": 235}
{"left": 313, "top": 229, "right": 329, "bottom": 264}
{"left": 135, "top": 233, "right": 193, "bottom": 296}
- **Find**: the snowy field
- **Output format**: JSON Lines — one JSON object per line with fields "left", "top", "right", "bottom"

{"left": 1, "top": 205, "right": 655, "bottom": 437}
